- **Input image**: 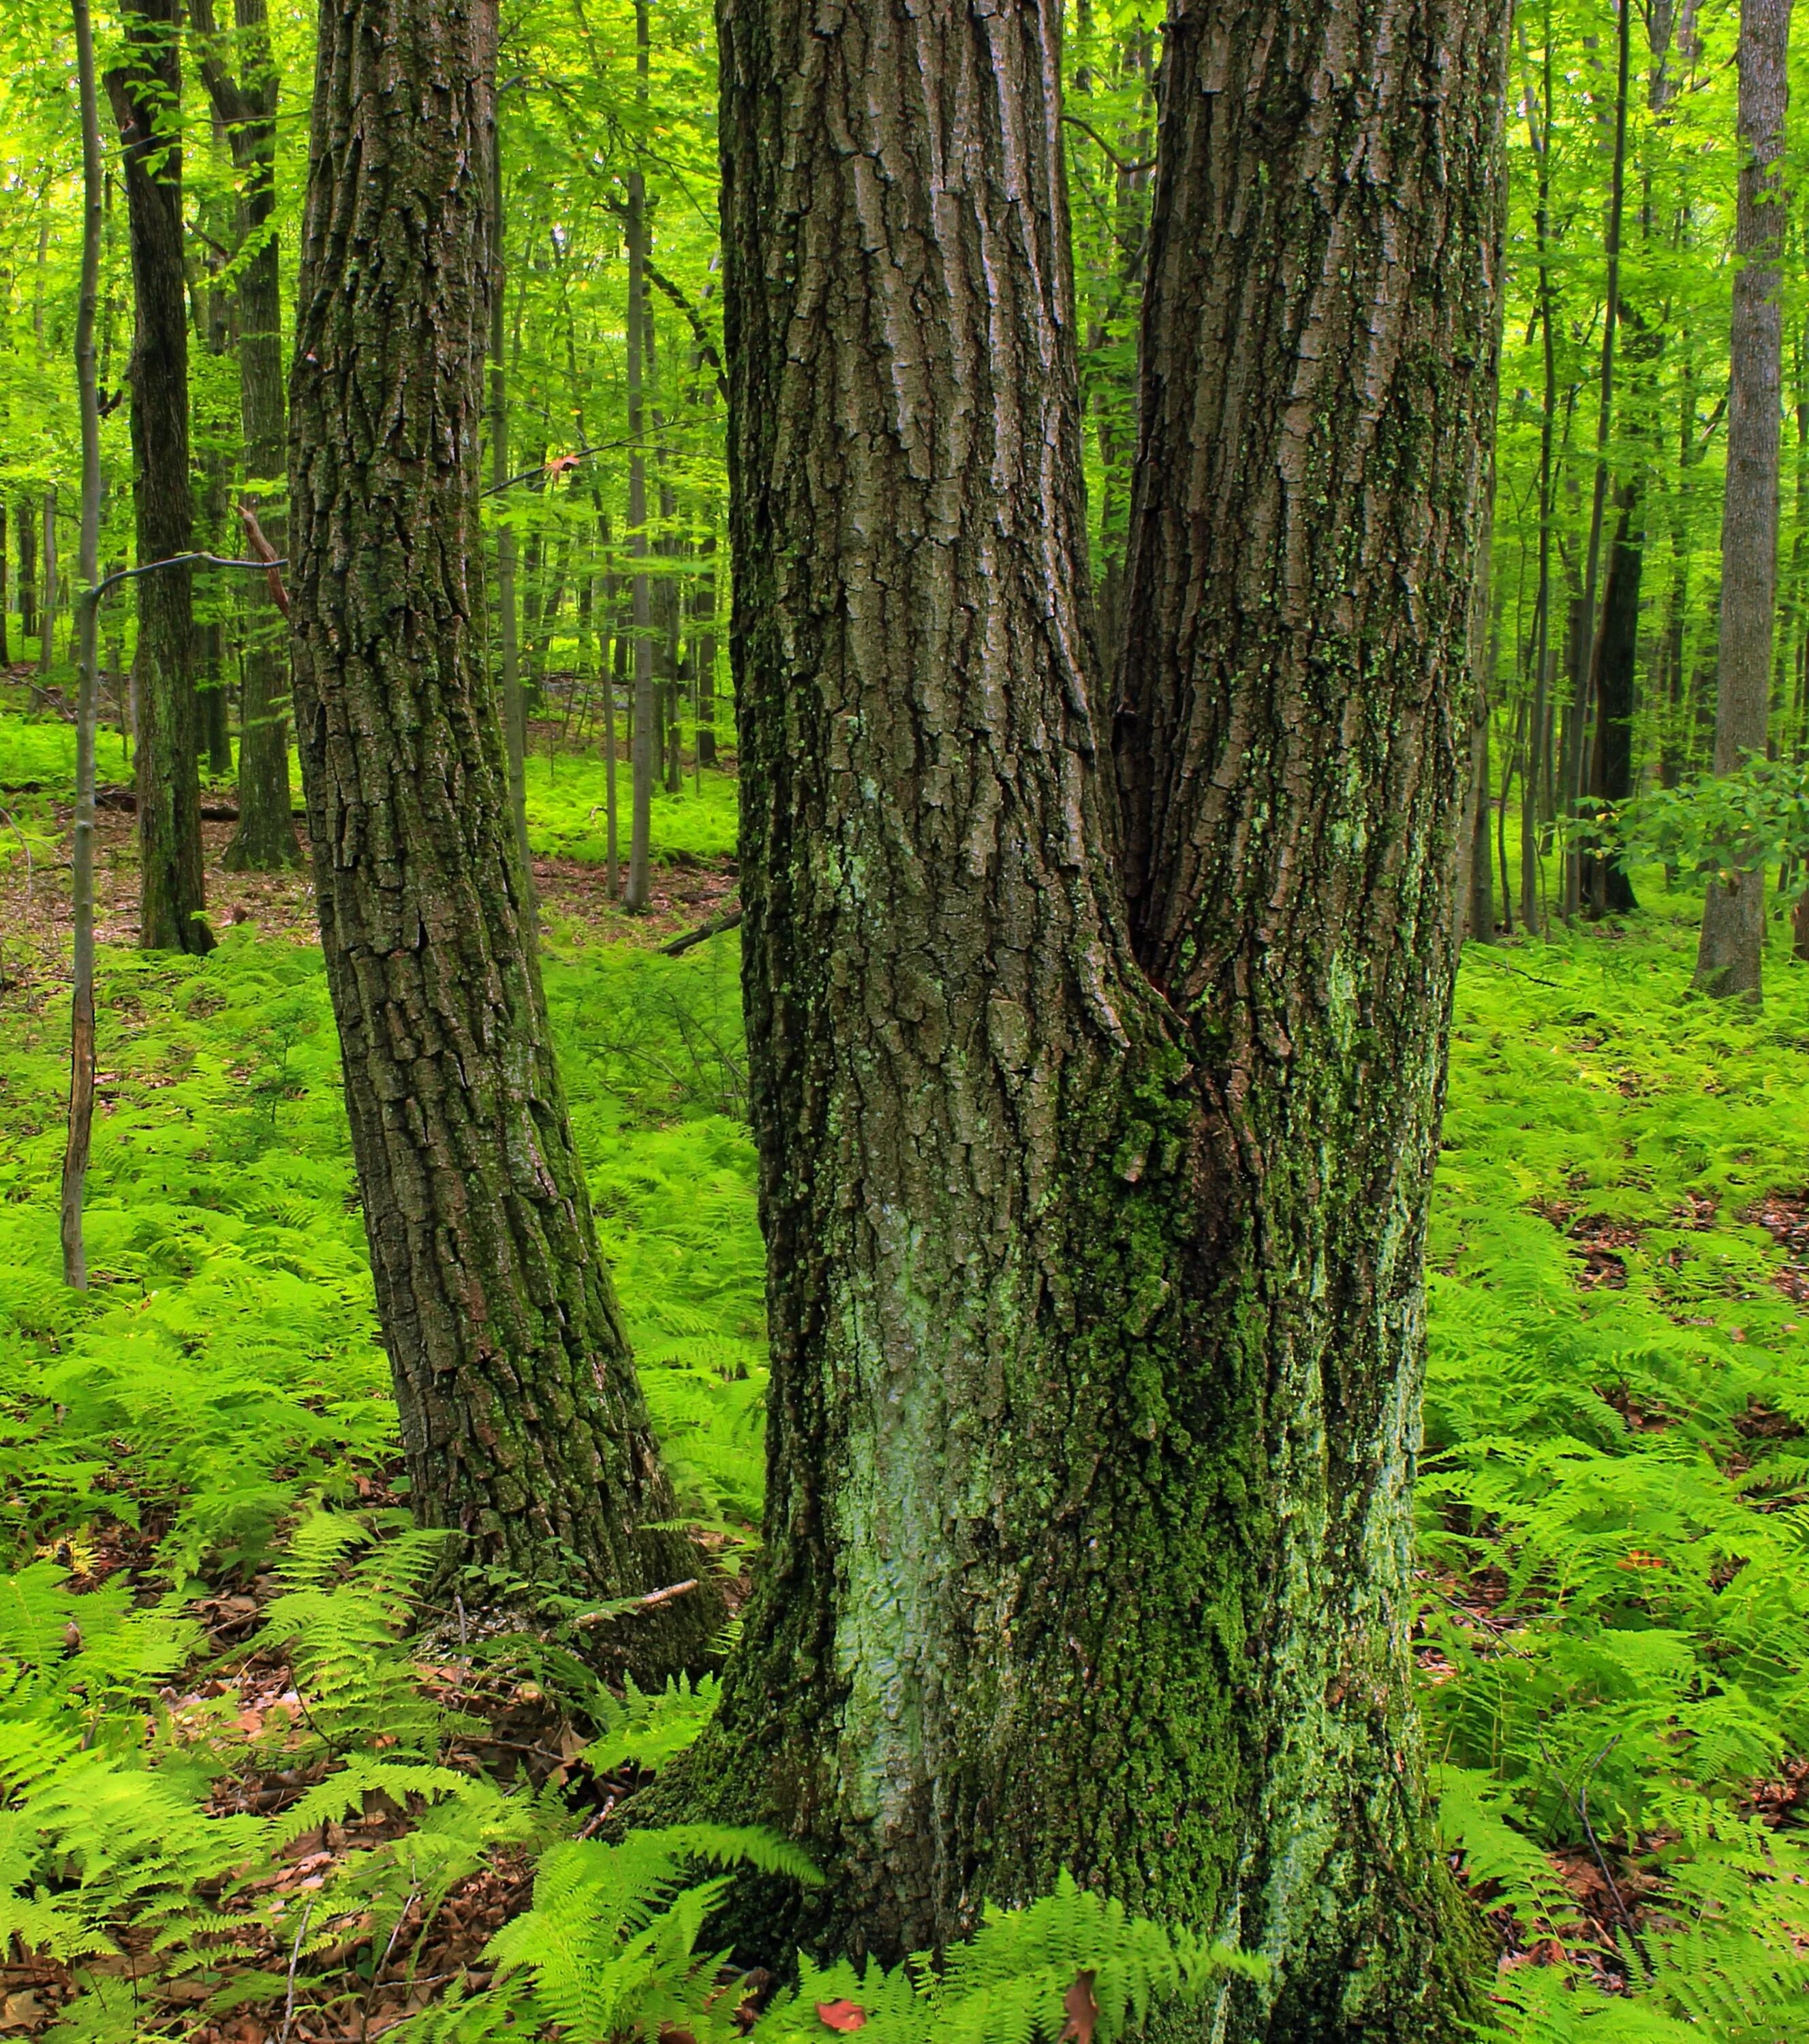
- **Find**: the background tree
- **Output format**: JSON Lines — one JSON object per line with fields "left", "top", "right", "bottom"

{"left": 1698, "top": 0, "right": 1792, "bottom": 1000}
{"left": 287, "top": 0, "right": 717, "bottom": 1663}
{"left": 106, "top": 0, "right": 211, "bottom": 953}
{"left": 192, "top": 0, "right": 300, "bottom": 871}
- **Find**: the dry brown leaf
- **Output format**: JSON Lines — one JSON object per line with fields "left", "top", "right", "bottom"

{"left": 815, "top": 2000, "right": 867, "bottom": 2032}
{"left": 1060, "top": 1970, "right": 1098, "bottom": 2044}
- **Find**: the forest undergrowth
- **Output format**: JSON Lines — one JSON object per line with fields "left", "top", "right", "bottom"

{"left": 0, "top": 737, "right": 1807, "bottom": 2039}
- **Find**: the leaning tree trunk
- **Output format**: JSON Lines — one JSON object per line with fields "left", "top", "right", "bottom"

{"left": 664, "top": 0, "right": 1499, "bottom": 2034}
{"left": 1699, "top": 0, "right": 1791, "bottom": 1000}
{"left": 195, "top": 0, "right": 301, "bottom": 871}
{"left": 288, "top": 0, "right": 717, "bottom": 1670}
{"left": 106, "top": 0, "right": 211, "bottom": 955}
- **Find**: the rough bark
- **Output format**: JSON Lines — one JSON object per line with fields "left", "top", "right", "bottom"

{"left": 194, "top": 0, "right": 302, "bottom": 871}
{"left": 662, "top": 0, "right": 1500, "bottom": 2033}
{"left": 106, "top": 0, "right": 211, "bottom": 955}
{"left": 1109, "top": 0, "right": 1503, "bottom": 2027}
{"left": 1698, "top": 0, "right": 1790, "bottom": 1000}
{"left": 288, "top": 0, "right": 717, "bottom": 1667}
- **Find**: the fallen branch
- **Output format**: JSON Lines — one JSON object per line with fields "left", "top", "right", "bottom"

{"left": 658, "top": 905, "right": 742, "bottom": 957}
{"left": 570, "top": 1579, "right": 700, "bottom": 1630}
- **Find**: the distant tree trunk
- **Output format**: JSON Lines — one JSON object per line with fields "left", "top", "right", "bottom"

{"left": 623, "top": 3, "right": 655, "bottom": 915}
{"left": 1585, "top": 482, "right": 1643, "bottom": 916}
{"left": 692, "top": 527, "right": 717, "bottom": 767}
{"left": 1699, "top": 0, "right": 1791, "bottom": 1000}
{"left": 37, "top": 494, "right": 57, "bottom": 679}
{"left": 17, "top": 497, "right": 35, "bottom": 649}
{"left": 107, "top": 0, "right": 212, "bottom": 955}
{"left": 671, "top": 0, "right": 1500, "bottom": 2032}
{"left": 289, "top": 0, "right": 715, "bottom": 1667}
{"left": 195, "top": 0, "right": 301, "bottom": 871}
{"left": 0, "top": 501, "right": 9, "bottom": 668}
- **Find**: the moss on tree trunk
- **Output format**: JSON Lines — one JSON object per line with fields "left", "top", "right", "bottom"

{"left": 647, "top": 0, "right": 1503, "bottom": 2034}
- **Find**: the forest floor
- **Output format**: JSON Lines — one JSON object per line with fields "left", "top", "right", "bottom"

{"left": 0, "top": 705, "right": 1807, "bottom": 2040}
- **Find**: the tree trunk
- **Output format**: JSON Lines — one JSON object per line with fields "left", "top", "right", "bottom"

{"left": 1698, "top": 0, "right": 1791, "bottom": 1000}
{"left": 288, "top": 0, "right": 716, "bottom": 1668}
{"left": 692, "top": 528, "right": 717, "bottom": 768}
{"left": 1108, "top": 0, "right": 1502, "bottom": 2027}
{"left": 38, "top": 494, "right": 57, "bottom": 679}
{"left": 623, "top": 2, "right": 655, "bottom": 914}
{"left": 195, "top": 0, "right": 302, "bottom": 871}
{"left": 1585, "top": 482, "right": 1642, "bottom": 916}
{"left": 0, "top": 500, "right": 10, "bottom": 667}
{"left": 668, "top": 0, "right": 1500, "bottom": 2033}
{"left": 107, "top": 0, "right": 212, "bottom": 956}
{"left": 63, "top": 0, "right": 107, "bottom": 1293}
{"left": 17, "top": 496, "right": 35, "bottom": 649}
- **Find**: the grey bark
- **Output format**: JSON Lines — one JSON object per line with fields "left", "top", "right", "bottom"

{"left": 1698, "top": 0, "right": 1792, "bottom": 999}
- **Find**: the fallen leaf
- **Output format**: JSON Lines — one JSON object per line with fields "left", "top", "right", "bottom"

{"left": 1060, "top": 1971, "right": 1098, "bottom": 2044}
{"left": 816, "top": 2000, "right": 867, "bottom": 2032}
{"left": 0, "top": 1992, "right": 42, "bottom": 2031}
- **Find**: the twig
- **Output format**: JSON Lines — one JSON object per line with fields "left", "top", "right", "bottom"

{"left": 0, "top": 809, "right": 33, "bottom": 914}
{"left": 1575, "top": 1735, "right": 1650, "bottom": 1977}
{"left": 1060, "top": 113, "right": 1156, "bottom": 177}
{"left": 278, "top": 1897, "right": 316, "bottom": 2044}
{"left": 236, "top": 503, "right": 292, "bottom": 619}
{"left": 658, "top": 906, "right": 741, "bottom": 958}
{"left": 571, "top": 1578, "right": 700, "bottom": 1629}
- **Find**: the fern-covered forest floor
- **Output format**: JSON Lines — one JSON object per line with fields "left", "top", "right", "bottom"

{"left": 3, "top": 696, "right": 1809, "bottom": 2039}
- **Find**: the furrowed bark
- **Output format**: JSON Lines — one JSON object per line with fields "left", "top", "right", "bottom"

{"left": 1109, "top": 0, "right": 1504, "bottom": 2027}
{"left": 106, "top": 0, "right": 212, "bottom": 955}
{"left": 650, "top": 0, "right": 1500, "bottom": 2032}
{"left": 1698, "top": 0, "right": 1790, "bottom": 1000}
{"left": 288, "top": 0, "right": 717, "bottom": 1668}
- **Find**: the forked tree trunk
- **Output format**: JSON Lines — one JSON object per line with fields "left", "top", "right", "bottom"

{"left": 1698, "top": 0, "right": 1791, "bottom": 1000}
{"left": 107, "top": 0, "right": 212, "bottom": 955}
{"left": 288, "top": 0, "right": 716, "bottom": 1669}
{"left": 195, "top": 0, "right": 302, "bottom": 871}
{"left": 672, "top": 0, "right": 1500, "bottom": 2033}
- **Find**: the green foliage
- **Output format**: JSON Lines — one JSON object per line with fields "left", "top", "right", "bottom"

{"left": 754, "top": 1876, "right": 1262, "bottom": 2044}
{"left": 1590, "top": 754, "right": 1809, "bottom": 882}
{"left": 1428, "top": 917, "right": 1809, "bottom": 2039}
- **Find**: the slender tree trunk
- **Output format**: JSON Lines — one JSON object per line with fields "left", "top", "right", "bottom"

{"left": 692, "top": 527, "right": 717, "bottom": 767}
{"left": 18, "top": 497, "right": 35, "bottom": 649}
{"left": 288, "top": 0, "right": 717, "bottom": 1666}
{"left": 1698, "top": 0, "right": 1791, "bottom": 1000}
{"left": 1585, "top": 481, "right": 1643, "bottom": 915}
{"left": 107, "top": 0, "right": 211, "bottom": 955}
{"left": 62, "top": 0, "right": 106, "bottom": 1292}
{"left": 196, "top": 0, "right": 301, "bottom": 871}
{"left": 669, "top": 0, "right": 1500, "bottom": 2034}
{"left": 1566, "top": 0, "right": 1632, "bottom": 922}
{"left": 37, "top": 494, "right": 57, "bottom": 679}
{"left": 0, "top": 501, "right": 10, "bottom": 666}
{"left": 623, "top": 2, "right": 655, "bottom": 914}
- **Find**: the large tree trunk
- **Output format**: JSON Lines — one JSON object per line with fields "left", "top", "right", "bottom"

{"left": 1698, "top": 0, "right": 1791, "bottom": 1000}
{"left": 288, "top": 0, "right": 716, "bottom": 1669}
{"left": 1109, "top": 1, "right": 1502, "bottom": 2028}
{"left": 195, "top": 0, "right": 303, "bottom": 872}
{"left": 106, "top": 0, "right": 211, "bottom": 955}
{"left": 668, "top": 0, "right": 1499, "bottom": 2034}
